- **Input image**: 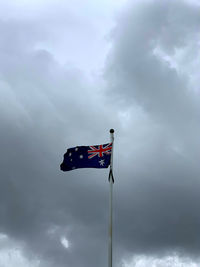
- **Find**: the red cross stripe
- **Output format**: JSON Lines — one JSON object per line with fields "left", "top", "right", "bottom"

{"left": 88, "top": 143, "right": 112, "bottom": 159}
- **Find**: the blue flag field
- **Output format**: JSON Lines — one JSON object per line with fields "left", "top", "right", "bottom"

{"left": 60, "top": 143, "right": 112, "bottom": 171}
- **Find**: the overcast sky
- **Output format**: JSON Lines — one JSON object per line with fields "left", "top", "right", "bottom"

{"left": 1, "top": 0, "right": 200, "bottom": 266}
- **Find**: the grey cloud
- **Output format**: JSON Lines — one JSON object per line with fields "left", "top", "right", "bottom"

{"left": 1, "top": 0, "right": 200, "bottom": 266}
{"left": 0, "top": 17, "right": 119, "bottom": 267}
{"left": 106, "top": 0, "right": 200, "bottom": 129}
{"left": 105, "top": 0, "right": 200, "bottom": 262}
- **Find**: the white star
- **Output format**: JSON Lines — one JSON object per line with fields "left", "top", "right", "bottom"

{"left": 99, "top": 159, "right": 105, "bottom": 166}
{"left": 75, "top": 147, "right": 78, "bottom": 151}
{"left": 69, "top": 152, "right": 72, "bottom": 156}
{"left": 80, "top": 155, "right": 83, "bottom": 159}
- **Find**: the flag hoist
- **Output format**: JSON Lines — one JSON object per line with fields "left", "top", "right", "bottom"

{"left": 60, "top": 129, "right": 115, "bottom": 267}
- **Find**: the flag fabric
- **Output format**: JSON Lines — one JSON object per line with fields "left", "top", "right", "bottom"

{"left": 60, "top": 143, "right": 112, "bottom": 171}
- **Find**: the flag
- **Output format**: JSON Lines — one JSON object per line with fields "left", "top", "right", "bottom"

{"left": 60, "top": 143, "right": 112, "bottom": 171}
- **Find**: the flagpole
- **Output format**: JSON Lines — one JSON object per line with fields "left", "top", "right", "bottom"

{"left": 109, "top": 129, "right": 114, "bottom": 267}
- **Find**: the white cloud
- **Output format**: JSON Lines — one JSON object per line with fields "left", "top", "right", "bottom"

{"left": 0, "top": 234, "right": 41, "bottom": 267}
{"left": 0, "top": 249, "right": 40, "bottom": 267}
{"left": 122, "top": 254, "right": 200, "bottom": 267}
{"left": 60, "top": 237, "right": 70, "bottom": 249}
{"left": 0, "top": 0, "right": 127, "bottom": 75}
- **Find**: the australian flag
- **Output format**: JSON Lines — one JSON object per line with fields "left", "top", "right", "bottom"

{"left": 60, "top": 143, "right": 112, "bottom": 171}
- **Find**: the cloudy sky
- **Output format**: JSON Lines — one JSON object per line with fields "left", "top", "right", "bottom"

{"left": 1, "top": 0, "right": 200, "bottom": 266}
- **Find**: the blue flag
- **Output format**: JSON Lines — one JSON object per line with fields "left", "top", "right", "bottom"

{"left": 60, "top": 143, "right": 112, "bottom": 171}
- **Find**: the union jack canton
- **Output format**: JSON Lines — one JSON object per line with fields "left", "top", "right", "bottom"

{"left": 60, "top": 143, "right": 112, "bottom": 171}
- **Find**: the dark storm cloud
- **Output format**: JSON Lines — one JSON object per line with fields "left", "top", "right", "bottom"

{"left": 0, "top": 17, "right": 119, "bottom": 267}
{"left": 105, "top": 0, "right": 200, "bottom": 262}
{"left": 1, "top": 0, "right": 200, "bottom": 266}
{"left": 106, "top": 0, "right": 200, "bottom": 128}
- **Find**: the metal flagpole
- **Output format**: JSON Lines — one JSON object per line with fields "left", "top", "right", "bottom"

{"left": 109, "top": 129, "right": 114, "bottom": 267}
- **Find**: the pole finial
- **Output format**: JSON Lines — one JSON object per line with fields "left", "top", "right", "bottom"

{"left": 110, "top": 129, "right": 114, "bottom": 133}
